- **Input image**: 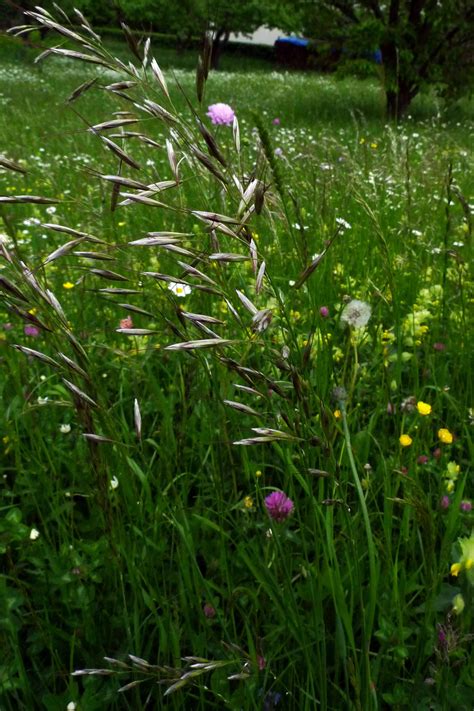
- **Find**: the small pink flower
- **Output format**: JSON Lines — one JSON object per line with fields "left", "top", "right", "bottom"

{"left": 417, "top": 455, "right": 429, "bottom": 465}
{"left": 264, "top": 491, "right": 294, "bottom": 522}
{"left": 257, "top": 655, "right": 266, "bottom": 670}
{"left": 120, "top": 316, "right": 133, "bottom": 329}
{"left": 319, "top": 306, "right": 329, "bottom": 318}
{"left": 433, "top": 342, "right": 446, "bottom": 351}
{"left": 432, "top": 447, "right": 442, "bottom": 460}
{"left": 440, "top": 495, "right": 450, "bottom": 510}
{"left": 460, "top": 501, "right": 472, "bottom": 512}
{"left": 272, "top": 117, "right": 281, "bottom": 125}
{"left": 203, "top": 603, "right": 216, "bottom": 619}
{"left": 24, "top": 325, "right": 39, "bottom": 337}
{"left": 206, "top": 103, "right": 235, "bottom": 126}
{"left": 2, "top": 323, "right": 12, "bottom": 330}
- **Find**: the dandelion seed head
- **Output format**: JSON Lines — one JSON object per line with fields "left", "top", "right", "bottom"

{"left": 340, "top": 299, "right": 371, "bottom": 329}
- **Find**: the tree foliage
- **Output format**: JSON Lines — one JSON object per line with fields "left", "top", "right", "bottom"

{"left": 281, "top": 0, "right": 474, "bottom": 118}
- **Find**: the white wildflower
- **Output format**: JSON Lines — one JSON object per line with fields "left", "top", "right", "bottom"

{"left": 60, "top": 424, "right": 71, "bottom": 434}
{"left": 336, "top": 217, "right": 352, "bottom": 230}
{"left": 29, "top": 528, "right": 40, "bottom": 540}
{"left": 340, "top": 299, "right": 372, "bottom": 329}
{"left": 168, "top": 282, "right": 192, "bottom": 297}
{"left": 110, "top": 476, "right": 119, "bottom": 490}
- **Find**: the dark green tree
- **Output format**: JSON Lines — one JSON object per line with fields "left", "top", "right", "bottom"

{"left": 279, "top": 0, "right": 474, "bottom": 118}
{"left": 117, "top": 0, "right": 272, "bottom": 68}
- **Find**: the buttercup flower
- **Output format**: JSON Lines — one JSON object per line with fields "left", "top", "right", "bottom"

{"left": 399, "top": 434, "right": 412, "bottom": 447}
{"left": 264, "top": 491, "right": 294, "bottom": 522}
{"left": 206, "top": 103, "right": 235, "bottom": 126}
{"left": 438, "top": 428, "right": 453, "bottom": 444}
{"left": 168, "top": 282, "right": 192, "bottom": 297}
{"left": 417, "top": 401, "right": 431, "bottom": 415}
{"left": 63, "top": 282, "right": 74, "bottom": 289}
{"left": 340, "top": 299, "right": 371, "bottom": 329}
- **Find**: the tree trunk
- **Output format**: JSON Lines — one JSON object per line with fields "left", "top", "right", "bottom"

{"left": 382, "top": 39, "right": 418, "bottom": 120}
{"left": 385, "top": 81, "right": 418, "bottom": 120}
{"left": 211, "top": 29, "right": 230, "bottom": 70}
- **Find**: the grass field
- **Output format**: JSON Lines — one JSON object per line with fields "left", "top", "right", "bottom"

{"left": 0, "top": 17, "right": 473, "bottom": 711}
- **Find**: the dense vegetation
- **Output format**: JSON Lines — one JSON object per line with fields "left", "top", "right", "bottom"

{"left": 0, "top": 10, "right": 473, "bottom": 710}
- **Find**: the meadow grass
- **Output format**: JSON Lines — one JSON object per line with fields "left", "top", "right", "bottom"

{"left": 0, "top": 14, "right": 473, "bottom": 711}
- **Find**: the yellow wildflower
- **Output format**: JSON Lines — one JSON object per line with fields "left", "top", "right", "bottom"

{"left": 255, "top": 470, "right": 262, "bottom": 478}
{"left": 63, "top": 282, "right": 75, "bottom": 290}
{"left": 399, "top": 434, "right": 412, "bottom": 447}
{"left": 333, "top": 410, "right": 341, "bottom": 420}
{"left": 446, "top": 461, "right": 460, "bottom": 478}
{"left": 370, "top": 142, "right": 378, "bottom": 149}
{"left": 438, "top": 428, "right": 453, "bottom": 444}
{"left": 416, "top": 401, "right": 431, "bottom": 416}
{"left": 450, "top": 562, "right": 461, "bottom": 577}
{"left": 243, "top": 496, "right": 254, "bottom": 509}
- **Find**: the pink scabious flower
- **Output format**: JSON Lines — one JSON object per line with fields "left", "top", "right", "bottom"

{"left": 120, "top": 316, "right": 133, "bottom": 329}
{"left": 272, "top": 117, "right": 281, "bottom": 125}
{"left": 433, "top": 342, "right": 446, "bottom": 351}
{"left": 264, "top": 491, "right": 294, "bottom": 522}
{"left": 206, "top": 103, "right": 235, "bottom": 126}
{"left": 460, "top": 501, "right": 472, "bottom": 512}
{"left": 319, "top": 306, "right": 329, "bottom": 318}
{"left": 24, "top": 325, "right": 39, "bottom": 337}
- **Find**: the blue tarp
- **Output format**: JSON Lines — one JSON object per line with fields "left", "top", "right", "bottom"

{"left": 276, "top": 37, "right": 309, "bottom": 48}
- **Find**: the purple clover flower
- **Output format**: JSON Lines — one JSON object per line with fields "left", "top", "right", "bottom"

{"left": 440, "top": 495, "right": 450, "bottom": 510}
{"left": 272, "top": 117, "right": 281, "bottom": 125}
{"left": 206, "top": 103, "right": 235, "bottom": 126}
{"left": 460, "top": 501, "right": 472, "bottom": 512}
{"left": 24, "top": 325, "right": 40, "bottom": 337}
{"left": 264, "top": 491, "right": 294, "bottom": 522}
{"left": 319, "top": 306, "right": 329, "bottom": 318}
{"left": 203, "top": 603, "right": 216, "bottom": 618}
